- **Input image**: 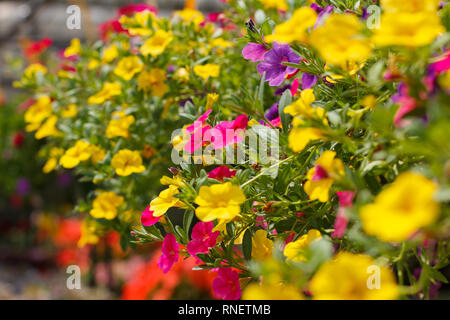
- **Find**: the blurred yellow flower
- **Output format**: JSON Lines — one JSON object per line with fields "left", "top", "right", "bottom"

{"left": 78, "top": 219, "right": 100, "bottom": 247}
{"left": 140, "top": 30, "right": 173, "bottom": 57}
{"left": 284, "top": 89, "right": 326, "bottom": 123}
{"left": 284, "top": 229, "right": 321, "bottom": 262}
{"left": 252, "top": 229, "right": 273, "bottom": 261}
{"left": 137, "top": 69, "right": 169, "bottom": 97}
{"left": 59, "top": 140, "right": 92, "bottom": 169}
{"left": 206, "top": 93, "right": 219, "bottom": 108}
{"left": 194, "top": 182, "right": 246, "bottom": 224}
{"left": 243, "top": 282, "right": 303, "bottom": 300}
{"left": 194, "top": 64, "right": 220, "bottom": 80}
{"left": 360, "top": 172, "right": 440, "bottom": 242}
{"left": 35, "top": 115, "right": 59, "bottom": 139}
{"left": 88, "top": 82, "right": 122, "bottom": 104}
{"left": 61, "top": 104, "right": 78, "bottom": 118}
{"left": 310, "top": 252, "right": 399, "bottom": 300}
{"left": 90, "top": 192, "right": 124, "bottom": 220}
{"left": 106, "top": 110, "right": 135, "bottom": 139}
{"left": 114, "top": 56, "right": 143, "bottom": 80}
{"left": 102, "top": 44, "right": 119, "bottom": 63}
{"left": 266, "top": 7, "right": 317, "bottom": 43}
{"left": 64, "top": 38, "right": 81, "bottom": 57}
{"left": 174, "top": 9, "right": 204, "bottom": 25}
{"left": 310, "top": 14, "right": 372, "bottom": 69}
{"left": 24, "top": 96, "right": 52, "bottom": 130}
{"left": 24, "top": 63, "right": 47, "bottom": 78}
{"left": 259, "top": 0, "right": 288, "bottom": 11}
{"left": 89, "top": 145, "right": 106, "bottom": 163}
{"left": 111, "top": 149, "right": 145, "bottom": 176}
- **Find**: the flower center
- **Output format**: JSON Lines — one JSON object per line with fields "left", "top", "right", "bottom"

{"left": 312, "top": 165, "right": 328, "bottom": 181}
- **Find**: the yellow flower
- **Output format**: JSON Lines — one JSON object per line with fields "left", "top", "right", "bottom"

{"left": 61, "top": 104, "right": 77, "bottom": 118}
{"left": 106, "top": 110, "right": 135, "bottom": 139}
{"left": 211, "top": 38, "right": 233, "bottom": 49}
{"left": 119, "top": 10, "right": 155, "bottom": 36}
{"left": 88, "top": 59, "right": 100, "bottom": 70}
{"left": 111, "top": 149, "right": 145, "bottom": 176}
{"left": 266, "top": 7, "right": 317, "bottom": 44}
{"left": 102, "top": 44, "right": 119, "bottom": 63}
{"left": 43, "top": 158, "right": 58, "bottom": 174}
{"left": 24, "top": 96, "right": 52, "bottom": 129}
{"left": 360, "top": 172, "right": 440, "bottom": 242}
{"left": 88, "top": 82, "right": 122, "bottom": 104}
{"left": 174, "top": 67, "right": 189, "bottom": 82}
{"left": 372, "top": 12, "right": 444, "bottom": 48}
{"left": 360, "top": 95, "right": 376, "bottom": 109}
{"left": 24, "top": 63, "right": 47, "bottom": 78}
{"left": 64, "top": 38, "right": 81, "bottom": 57}
{"left": 438, "top": 70, "right": 450, "bottom": 91}
{"left": 284, "top": 89, "right": 326, "bottom": 123}
{"left": 35, "top": 115, "right": 59, "bottom": 139}
{"left": 150, "top": 185, "right": 185, "bottom": 217}
{"left": 90, "top": 192, "right": 124, "bottom": 220}
{"left": 252, "top": 229, "right": 273, "bottom": 261}
{"left": 310, "top": 252, "right": 399, "bottom": 300}
{"left": 283, "top": 229, "right": 321, "bottom": 262}
{"left": 194, "top": 182, "right": 246, "bottom": 224}
{"left": 160, "top": 175, "right": 185, "bottom": 188}
{"left": 137, "top": 69, "right": 168, "bottom": 97}
{"left": 89, "top": 145, "right": 106, "bottom": 163}
{"left": 243, "top": 282, "right": 303, "bottom": 300}
{"left": 380, "top": 0, "right": 441, "bottom": 13}
{"left": 288, "top": 127, "right": 323, "bottom": 153}
{"left": 140, "top": 30, "right": 173, "bottom": 57}
{"left": 194, "top": 64, "right": 220, "bottom": 80}
{"left": 259, "top": 0, "right": 288, "bottom": 11}
{"left": 304, "top": 151, "right": 344, "bottom": 202}
{"left": 174, "top": 9, "right": 204, "bottom": 25}
{"left": 114, "top": 56, "right": 143, "bottom": 80}
{"left": 206, "top": 93, "right": 219, "bottom": 108}
{"left": 78, "top": 218, "right": 101, "bottom": 247}
{"left": 59, "top": 140, "right": 92, "bottom": 169}
{"left": 310, "top": 14, "right": 372, "bottom": 70}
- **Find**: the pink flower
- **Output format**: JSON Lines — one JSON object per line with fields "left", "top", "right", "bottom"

{"left": 242, "top": 43, "right": 268, "bottom": 62}
{"left": 157, "top": 234, "right": 179, "bottom": 273}
{"left": 141, "top": 206, "right": 160, "bottom": 226}
{"left": 207, "top": 166, "right": 237, "bottom": 181}
{"left": 255, "top": 216, "right": 268, "bottom": 229}
{"left": 187, "top": 222, "right": 220, "bottom": 262}
{"left": 212, "top": 268, "right": 241, "bottom": 300}
{"left": 331, "top": 191, "right": 354, "bottom": 238}
{"left": 210, "top": 115, "right": 248, "bottom": 149}
{"left": 290, "top": 78, "right": 300, "bottom": 96}
{"left": 431, "top": 51, "right": 450, "bottom": 73}
{"left": 186, "top": 109, "right": 212, "bottom": 134}
{"left": 336, "top": 191, "right": 355, "bottom": 207}
{"left": 117, "top": 4, "right": 158, "bottom": 16}
{"left": 331, "top": 208, "right": 349, "bottom": 239}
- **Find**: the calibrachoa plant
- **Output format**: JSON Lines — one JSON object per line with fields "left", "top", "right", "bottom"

{"left": 18, "top": 0, "right": 450, "bottom": 300}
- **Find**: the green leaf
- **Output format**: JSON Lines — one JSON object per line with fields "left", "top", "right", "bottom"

{"left": 278, "top": 89, "right": 292, "bottom": 133}
{"left": 183, "top": 211, "right": 194, "bottom": 237}
{"left": 242, "top": 229, "right": 253, "bottom": 261}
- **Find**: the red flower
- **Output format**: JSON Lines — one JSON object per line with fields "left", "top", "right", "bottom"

{"left": 207, "top": 166, "right": 237, "bottom": 181}
{"left": 24, "top": 38, "right": 52, "bottom": 58}
{"left": 12, "top": 132, "right": 25, "bottom": 148}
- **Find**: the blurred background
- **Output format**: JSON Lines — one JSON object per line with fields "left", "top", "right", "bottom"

{"left": 0, "top": 0, "right": 221, "bottom": 300}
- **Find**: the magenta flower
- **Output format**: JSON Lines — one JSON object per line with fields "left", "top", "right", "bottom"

{"left": 209, "top": 115, "right": 248, "bottom": 149}
{"left": 187, "top": 222, "right": 220, "bottom": 262}
{"left": 430, "top": 51, "right": 450, "bottom": 73}
{"left": 242, "top": 43, "right": 268, "bottom": 62}
{"left": 141, "top": 206, "right": 160, "bottom": 226}
{"left": 212, "top": 268, "right": 241, "bottom": 300}
{"left": 157, "top": 234, "right": 179, "bottom": 273}
{"left": 290, "top": 78, "right": 300, "bottom": 96}
{"left": 332, "top": 191, "right": 354, "bottom": 239}
{"left": 257, "top": 43, "right": 301, "bottom": 86}
{"left": 336, "top": 191, "right": 355, "bottom": 208}
{"left": 207, "top": 166, "right": 237, "bottom": 181}
{"left": 392, "top": 83, "right": 418, "bottom": 127}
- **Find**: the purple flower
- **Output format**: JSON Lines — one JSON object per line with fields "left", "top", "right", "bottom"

{"left": 16, "top": 177, "right": 31, "bottom": 196}
{"left": 314, "top": 5, "right": 334, "bottom": 28}
{"left": 274, "top": 84, "right": 292, "bottom": 96}
{"left": 265, "top": 103, "right": 279, "bottom": 121}
{"left": 301, "top": 73, "right": 318, "bottom": 90}
{"left": 257, "top": 43, "right": 301, "bottom": 86}
{"left": 242, "top": 43, "right": 268, "bottom": 62}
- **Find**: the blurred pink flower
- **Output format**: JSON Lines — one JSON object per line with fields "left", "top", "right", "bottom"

{"left": 212, "top": 268, "right": 241, "bottom": 300}
{"left": 207, "top": 166, "right": 236, "bottom": 181}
